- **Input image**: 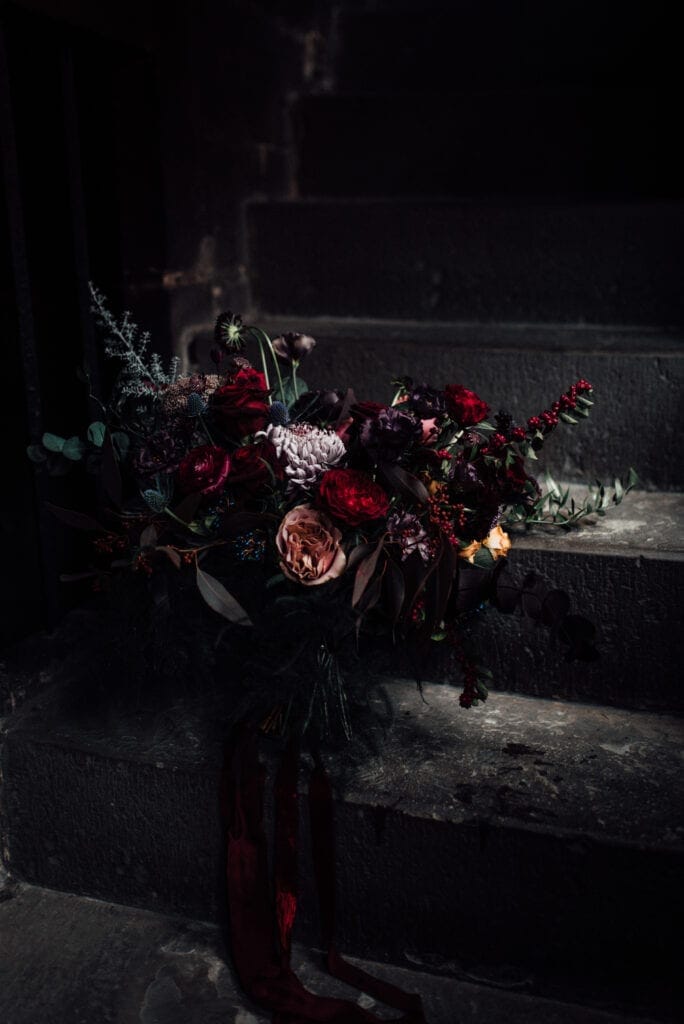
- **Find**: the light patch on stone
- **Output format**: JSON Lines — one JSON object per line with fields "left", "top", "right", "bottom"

{"left": 600, "top": 741, "right": 635, "bottom": 755}
{"left": 235, "top": 1011, "right": 260, "bottom": 1024}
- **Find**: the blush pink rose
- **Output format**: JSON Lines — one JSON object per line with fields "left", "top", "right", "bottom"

{"left": 276, "top": 505, "right": 347, "bottom": 586}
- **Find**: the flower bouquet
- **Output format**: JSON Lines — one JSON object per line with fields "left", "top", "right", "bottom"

{"left": 27, "top": 288, "right": 635, "bottom": 1021}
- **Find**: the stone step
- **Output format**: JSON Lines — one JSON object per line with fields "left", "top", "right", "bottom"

{"left": 293, "top": 93, "right": 680, "bottom": 198}
{"left": 0, "top": 882, "right": 667, "bottom": 1024}
{"left": 329, "top": 2, "right": 674, "bottom": 94}
{"left": 245, "top": 200, "right": 684, "bottom": 327}
{"left": 2, "top": 685, "right": 682, "bottom": 1019}
{"left": 240, "top": 316, "right": 682, "bottom": 491}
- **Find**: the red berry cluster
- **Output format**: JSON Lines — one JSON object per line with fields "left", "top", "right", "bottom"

{"left": 527, "top": 380, "right": 592, "bottom": 436}
{"left": 133, "top": 553, "right": 154, "bottom": 576}
{"left": 428, "top": 488, "right": 467, "bottom": 547}
{"left": 447, "top": 628, "right": 480, "bottom": 708}
{"left": 93, "top": 533, "right": 128, "bottom": 555}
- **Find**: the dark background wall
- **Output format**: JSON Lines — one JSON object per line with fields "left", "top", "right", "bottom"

{"left": 1, "top": 0, "right": 681, "bottom": 647}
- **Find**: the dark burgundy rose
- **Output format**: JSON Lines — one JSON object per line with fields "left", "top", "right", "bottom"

{"left": 445, "top": 385, "right": 490, "bottom": 426}
{"left": 316, "top": 468, "right": 389, "bottom": 527}
{"left": 359, "top": 406, "right": 423, "bottom": 464}
{"left": 177, "top": 445, "right": 231, "bottom": 495}
{"left": 272, "top": 331, "right": 316, "bottom": 363}
{"left": 210, "top": 367, "right": 270, "bottom": 438}
{"left": 351, "top": 400, "right": 385, "bottom": 422}
{"left": 228, "top": 439, "right": 284, "bottom": 495}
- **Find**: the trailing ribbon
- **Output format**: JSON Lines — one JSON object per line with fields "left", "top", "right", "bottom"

{"left": 223, "top": 728, "right": 426, "bottom": 1023}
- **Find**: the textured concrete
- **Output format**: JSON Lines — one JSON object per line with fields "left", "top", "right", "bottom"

{"left": 0, "top": 883, "right": 665, "bottom": 1024}
{"left": 246, "top": 200, "right": 684, "bottom": 326}
{"left": 294, "top": 92, "right": 679, "bottom": 199}
{"left": 332, "top": 4, "right": 675, "bottom": 94}
{"left": 2, "top": 685, "right": 682, "bottom": 1016}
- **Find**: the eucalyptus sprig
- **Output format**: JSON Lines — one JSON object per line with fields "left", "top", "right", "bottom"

{"left": 504, "top": 468, "right": 638, "bottom": 530}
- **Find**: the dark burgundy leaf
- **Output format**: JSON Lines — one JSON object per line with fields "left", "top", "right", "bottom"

{"left": 352, "top": 536, "right": 385, "bottom": 609}
{"left": 45, "top": 503, "right": 104, "bottom": 532}
{"left": 346, "top": 542, "right": 375, "bottom": 574}
{"left": 172, "top": 492, "right": 202, "bottom": 524}
{"left": 379, "top": 463, "right": 429, "bottom": 505}
{"left": 383, "top": 558, "right": 406, "bottom": 625}
{"left": 196, "top": 565, "right": 253, "bottom": 626}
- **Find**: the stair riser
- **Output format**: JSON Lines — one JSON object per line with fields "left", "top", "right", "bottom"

{"left": 332, "top": 5, "right": 673, "bottom": 94}
{"left": 367, "top": 550, "right": 682, "bottom": 712}
{"left": 298, "top": 343, "right": 683, "bottom": 492}
{"left": 294, "top": 93, "right": 680, "bottom": 199}
{"left": 2, "top": 734, "right": 679, "bottom": 997}
{"left": 246, "top": 201, "right": 684, "bottom": 327}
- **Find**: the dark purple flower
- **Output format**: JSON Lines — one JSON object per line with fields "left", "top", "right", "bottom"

{"left": 359, "top": 407, "right": 422, "bottom": 464}
{"left": 272, "top": 331, "right": 316, "bottom": 363}
{"left": 134, "top": 431, "right": 186, "bottom": 478}
{"left": 406, "top": 383, "right": 446, "bottom": 419}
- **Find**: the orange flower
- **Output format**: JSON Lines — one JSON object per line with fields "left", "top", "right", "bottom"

{"left": 276, "top": 505, "right": 347, "bottom": 586}
{"left": 458, "top": 539, "right": 482, "bottom": 562}
{"left": 483, "top": 525, "right": 511, "bottom": 560}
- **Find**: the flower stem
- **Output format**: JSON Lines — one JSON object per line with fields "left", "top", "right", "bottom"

{"left": 250, "top": 326, "right": 284, "bottom": 404}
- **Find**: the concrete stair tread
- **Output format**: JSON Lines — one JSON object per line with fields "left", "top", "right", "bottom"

{"left": 508, "top": 488, "right": 684, "bottom": 559}
{"left": 2, "top": 686, "right": 682, "bottom": 1014}
{"left": 252, "top": 315, "right": 683, "bottom": 353}
{"left": 6, "top": 684, "right": 683, "bottom": 849}
{"left": 0, "top": 881, "right": 664, "bottom": 1024}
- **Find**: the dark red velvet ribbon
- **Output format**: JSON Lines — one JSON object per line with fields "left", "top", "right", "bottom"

{"left": 223, "top": 728, "right": 426, "bottom": 1023}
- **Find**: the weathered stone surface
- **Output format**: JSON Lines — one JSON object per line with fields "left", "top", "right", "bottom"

{"left": 294, "top": 92, "right": 680, "bottom": 199}
{"left": 2, "top": 685, "right": 682, "bottom": 1017}
{"left": 332, "top": 3, "right": 675, "bottom": 94}
{"left": 246, "top": 200, "right": 684, "bottom": 326}
{"left": 0, "top": 882, "right": 665, "bottom": 1024}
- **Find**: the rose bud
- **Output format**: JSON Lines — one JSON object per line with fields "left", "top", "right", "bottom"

{"left": 272, "top": 331, "right": 316, "bottom": 364}
{"left": 444, "top": 385, "right": 490, "bottom": 426}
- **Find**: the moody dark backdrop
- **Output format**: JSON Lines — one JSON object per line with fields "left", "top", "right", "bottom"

{"left": 1, "top": 0, "right": 681, "bottom": 647}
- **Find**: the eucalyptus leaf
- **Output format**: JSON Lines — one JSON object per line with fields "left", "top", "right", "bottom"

{"left": 87, "top": 421, "right": 107, "bottom": 447}
{"left": 27, "top": 444, "right": 47, "bottom": 463}
{"left": 62, "top": 436, "right": 85, "bottom": 461}
{"left": 42, "top": 432, "right": 65, "bottom": 453}
{"left": 111, "top": 432, "right": 130, "bottom": 459}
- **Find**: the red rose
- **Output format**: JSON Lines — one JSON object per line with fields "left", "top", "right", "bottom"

{"left": 177, "top": 445, "right": 231, "bottom": 495}
{"left": 316, "top": 468, "right": 389, "bottom": 527}
{"left": 228, "top": 440, "right": 284, "bottom": 494}
{"left": 444, "top": 385, "right": 489, "bottom": 426}
{"left": 211, "top": 367, "right": 270, "bottom": 438}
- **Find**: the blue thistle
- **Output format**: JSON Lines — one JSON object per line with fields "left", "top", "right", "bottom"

{"left": 186, "top": 393, "right": 208, "bottom": 417}
{"left": 142, "top": 489, "right": 168, "bottom": 513}
{"left": 269, "top": 401, "right": 290, "bottom": 426}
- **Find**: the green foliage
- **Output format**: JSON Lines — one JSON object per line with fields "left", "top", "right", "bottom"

{"left": 504, "top": 469, "right": 639, "bottom": 530}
